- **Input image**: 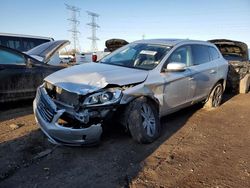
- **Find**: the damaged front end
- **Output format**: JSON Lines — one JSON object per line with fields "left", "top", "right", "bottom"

{"left": 33, "top": 82, "right": 124, "bottom": 146}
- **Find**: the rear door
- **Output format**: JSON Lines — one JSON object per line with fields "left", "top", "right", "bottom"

{"left": 0, "top": 46, "right": 63, "bottom": 102}
{"left": 188, "top": 44, "right": 218, "bottom": 101}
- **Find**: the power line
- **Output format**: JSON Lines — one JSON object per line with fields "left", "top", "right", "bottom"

{"left": 65, "top": 3, "right": 81, "bottom": 52}
{"left": 87, "top": 11, "right": 100, "bottom": 51}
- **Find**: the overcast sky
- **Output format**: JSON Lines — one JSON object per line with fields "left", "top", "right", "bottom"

{"left": 0, "top": 0, "right": 249, "bottom": 52}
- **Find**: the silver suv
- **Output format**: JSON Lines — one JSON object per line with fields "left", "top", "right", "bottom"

{"left": 33, "top": 39, "right": 228, "bottom": 146}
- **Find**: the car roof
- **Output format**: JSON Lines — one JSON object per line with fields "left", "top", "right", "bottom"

{"left": 0, "top": 32, "right": 53, "bottom": 41}
{"left": 133, "top": 39, "right": 209, "bottom": 46}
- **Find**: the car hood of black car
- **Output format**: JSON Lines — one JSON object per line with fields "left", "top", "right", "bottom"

{"left": 26, "top": 40, "right": 70, "bottom": 63}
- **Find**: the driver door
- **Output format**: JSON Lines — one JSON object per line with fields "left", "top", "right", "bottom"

{"left": 0, "top": 47, "right": 30, "bottom": 102}
{"left": 161, "top": 45, "right": 194, "bottom": 114}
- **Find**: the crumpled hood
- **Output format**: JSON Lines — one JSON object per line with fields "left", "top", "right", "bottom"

{"left": 45, "top": 63, "right": 148, "bottom": 94}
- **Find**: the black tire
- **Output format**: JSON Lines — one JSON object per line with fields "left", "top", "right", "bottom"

{"left": 205, "top": 82, "right": 223, "bottom": 108}
{"left": 126, "top": 97, "right": 160, "bottom": 144}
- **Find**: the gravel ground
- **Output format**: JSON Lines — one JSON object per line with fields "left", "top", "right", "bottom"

{"left": 0, "top": 94, "right": 249, "bottom": 188}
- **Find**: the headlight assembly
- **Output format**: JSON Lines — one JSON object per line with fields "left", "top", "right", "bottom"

{"left": 44, "top": 81, "right": 54, "bottom": 91}
{"left": 83, "top": 89, "right": 122, "bottom": 106}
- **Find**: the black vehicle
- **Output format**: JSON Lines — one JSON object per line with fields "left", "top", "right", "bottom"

{"left": 209, "top": 39, "right": 250, "bottom": 93}
{"left": 0, "top": 40, "right": 69, "bottom": 102}
{"left": 0, "top": 33, "right": 53, "bottom": 52}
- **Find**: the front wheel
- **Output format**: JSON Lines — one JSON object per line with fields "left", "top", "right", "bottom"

{"left": 126, "top": 97, "right": 160, "bottom": 144}
{"left": 205, "top": 82, "right": 223, "bottom": 108}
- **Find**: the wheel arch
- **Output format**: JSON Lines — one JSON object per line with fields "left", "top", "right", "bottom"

{"left": 120, "top": 95, "right": 160, "bottom": 130}
{"left": 130, "top": 95, "right": 160, "bottom": 113}
{"left": 122, "top": 95, "right": 161, "bottom": 143}
{"left": 206, "top": 78, "right": 225, "bottom": 103}
{"left": 213, "top": 78, "right": 225, "bottom": 92}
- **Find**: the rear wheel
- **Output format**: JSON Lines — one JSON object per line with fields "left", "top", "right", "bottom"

{"left": 126, "top": 97, "right": 160, "bottom": 144}
{"left": 205, "top": 82, "right": 223, "bottom": 108}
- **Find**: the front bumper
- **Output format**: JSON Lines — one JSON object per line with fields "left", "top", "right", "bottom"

{"left": 33, "top": 86, "right": 102, "bottom": 146}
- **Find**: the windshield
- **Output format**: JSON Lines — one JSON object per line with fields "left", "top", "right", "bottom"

{"left": 100, "top": 43, "right": 171, "bottom": 70}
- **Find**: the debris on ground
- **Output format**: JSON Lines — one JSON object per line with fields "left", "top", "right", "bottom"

{"left": 33, "top": 148, "right": 56, "bottom": 160}
{"left": 9, "top": 123, "right": 24, "bottom": 130}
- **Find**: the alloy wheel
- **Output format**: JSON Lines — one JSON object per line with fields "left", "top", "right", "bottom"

{"left": 141, "top": 103, "right": 156, "bottom": 137}
{"left": 212, "top": 85, "right": 223, "bottom": 107}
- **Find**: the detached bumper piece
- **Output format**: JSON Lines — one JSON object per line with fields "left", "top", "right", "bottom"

{"left": 33, "top": 86, "right": 102, "bottom": 146}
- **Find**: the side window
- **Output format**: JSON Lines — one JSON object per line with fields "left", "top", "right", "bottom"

{"left": 23, "top": 38, "right": 36, "bottom": 51}
{"left": 167, "top": 45, "right": 192, "bottom": 66}
{"left": 0, "top": 36, "right": 9, "bottom": 47}
{"left": 6, "top": 37, "right": 23, "bottom": 51}
{"left": 192, "top": 45, "right": 210, "bottom": 65}
{"left": 34, "top": 39, "right": 50, "bottom": 46}
{"left": 209, "top": 47, "right": 220, "bottom": 60}
{"left": 0, "top": 49, "right": 25, "bottom": 65}
{"left": 0, "top": 36, "right": 8, "bottom": 47}
{"left": 23, "top": 39, "right": 50, "bottom": 51}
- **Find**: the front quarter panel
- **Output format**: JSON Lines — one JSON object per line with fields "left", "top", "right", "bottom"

{"left": 120, "top": 70, "right": 166, "bottom": 116}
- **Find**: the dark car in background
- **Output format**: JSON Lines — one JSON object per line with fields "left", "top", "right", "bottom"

{"left": 104, "top": 38, "right": 129, "bottom": 52}
{"left": 0, "top": 40, "right": 69, "bottom": 103}
{"left": 209, "top": 39, "right": 250, "bottom": 93}
{"left": 0, "top": 32, "right": 54, "bottom": 52}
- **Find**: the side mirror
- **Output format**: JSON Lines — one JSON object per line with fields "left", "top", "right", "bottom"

{"left": 26, "top": 58, "right": 33, "bottom": 68}
{"left": 166, "top": 62, "right": 186, "bottom": 72}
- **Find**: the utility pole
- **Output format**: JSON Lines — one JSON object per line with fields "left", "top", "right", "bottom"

{"left": 87, "top": 11, "right": 100, "bottom": 52}
{"left": 65, "top": 4, "right": 80, "bottom": 53}
{"left": 142, "top": 34, "right": 145, "bottom": 40}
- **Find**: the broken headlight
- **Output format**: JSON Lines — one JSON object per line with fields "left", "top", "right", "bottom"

{"left": 44, "top": 81, "right": 54, "bottom": 91}
{"left": 83, "top": 89, "right": 122, "bottom": 106}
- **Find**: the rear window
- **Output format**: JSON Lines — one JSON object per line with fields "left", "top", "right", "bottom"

{"left": 209, "top": 47, "right": 220, "bottom": 60}
{"left": 192, "top": 45, "right": 210, "bottom": 65}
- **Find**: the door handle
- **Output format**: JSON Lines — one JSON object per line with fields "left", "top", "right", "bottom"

{"left": 210, "top": 70, "right": 216, "bottom": 74}
{"left": 188, "top": 77, "right": 194, "bottom": 81}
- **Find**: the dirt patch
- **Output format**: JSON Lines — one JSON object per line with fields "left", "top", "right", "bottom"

{"left": 0, "top": 94, "right": 249, "bottom": 187}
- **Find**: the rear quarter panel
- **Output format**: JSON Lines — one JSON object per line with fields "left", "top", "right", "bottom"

{"left": 217, "top": 58, "right": 229, "bottom": 90}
